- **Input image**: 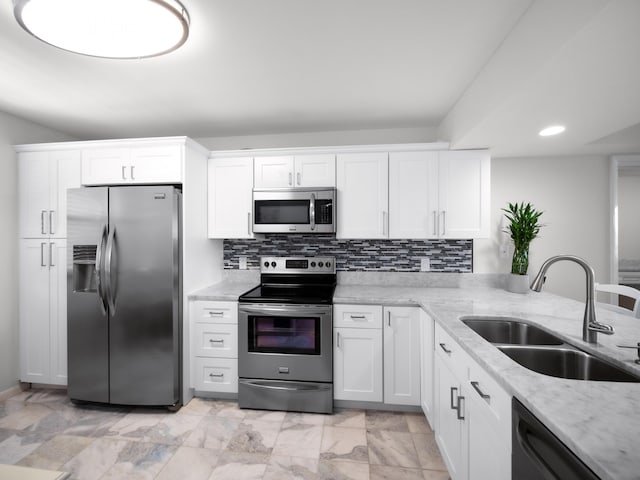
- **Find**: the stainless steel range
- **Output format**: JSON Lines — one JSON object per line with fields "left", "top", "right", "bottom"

{"left": 238, "top": 256, "right": 336, "bottom": 414}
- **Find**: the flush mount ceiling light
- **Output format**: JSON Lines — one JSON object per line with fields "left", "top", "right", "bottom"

{"left": 13, "top": 0, "right": 190, "bottom": 59}
{"left": 539, "top": 125, "right": 566, "bottom": 137}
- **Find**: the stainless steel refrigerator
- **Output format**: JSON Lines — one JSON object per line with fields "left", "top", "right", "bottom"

{"left": 67, "top": 186, "right": 182, "bottom": 409}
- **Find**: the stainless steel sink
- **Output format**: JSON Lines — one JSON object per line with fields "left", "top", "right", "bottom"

{"left": 461, "top": 317, "right": 564, "bottom": 345}
{"left": 498, "top": 345, "right": 640, "bottom": 382}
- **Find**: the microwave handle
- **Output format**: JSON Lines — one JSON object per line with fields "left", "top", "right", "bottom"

{"left": 310, "top": 193, "right": 316, "bottom": 231}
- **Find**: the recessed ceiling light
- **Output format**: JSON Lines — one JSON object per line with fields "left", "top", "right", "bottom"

{"left": 539, "top": 125, "right": 566, "bottom": 137}
{"left": 13, "top": 0, "right": 190, "bottom": 59}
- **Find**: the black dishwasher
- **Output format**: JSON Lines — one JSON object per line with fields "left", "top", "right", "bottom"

{"left": 512, "top": 398, "right": 601, "bottom": 480}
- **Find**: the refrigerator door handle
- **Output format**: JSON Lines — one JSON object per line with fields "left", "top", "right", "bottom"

{"left": 95, "top": 224, "right": 108, "bottom": 314}
{"left": 105, "top": 226, "right": 117, "bottom": 314}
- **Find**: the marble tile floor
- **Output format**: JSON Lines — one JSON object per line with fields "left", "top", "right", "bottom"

{"left": 0, "top": 389, "right": 451, "bottom": 480}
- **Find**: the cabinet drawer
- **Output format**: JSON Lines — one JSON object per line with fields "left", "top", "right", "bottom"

{"left": 193, "top": 323, "right": 238, "bottom": 358}
{"left": 434, "top": 323, "right": 471, "bottom": 379}
{"left": 193, "top": 357, "right": 238, "bottom": 393}
{"left": 191, "top": 301, "right": 238, "bottom": 324}
{"left": 334, "top": 304, "right": 383, "bottom": 328}
{"left": 468, "top": 360, "right": 511, "bottom": 437}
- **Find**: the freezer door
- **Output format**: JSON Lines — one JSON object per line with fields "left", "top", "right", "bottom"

{"left": 67, "top": 187, "right": 110, "bottom": 403}
{"left": 107, "top": 186, "right": 181, "bottom": 406}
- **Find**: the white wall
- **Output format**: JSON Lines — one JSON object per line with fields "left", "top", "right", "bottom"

{"left": 196, "top": 126, "right": 438, "bottom": 150}
{"left": 0, "top": 110, "right": 75, "bottom": 393}
{"left": 475, "top": 155, "right": 611, "bottom": 301}
{"left": 618, "top": 173, "right": 640, "bottom": 261}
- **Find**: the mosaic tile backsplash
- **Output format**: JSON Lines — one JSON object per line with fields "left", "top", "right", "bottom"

{"left": 224, "top": 235, "right": 473, "bottom": 272}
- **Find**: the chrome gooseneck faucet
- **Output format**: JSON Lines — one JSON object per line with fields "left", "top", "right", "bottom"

{"left": 530, "top": 255, "right": 614, "bottom": 344}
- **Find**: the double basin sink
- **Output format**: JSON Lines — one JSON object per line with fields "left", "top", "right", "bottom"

{"left": 461, "top": 317, "right": 640, "bottom": 382}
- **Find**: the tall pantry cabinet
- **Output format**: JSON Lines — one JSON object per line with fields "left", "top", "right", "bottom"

{"left": 17, "top": 148, "right": 81, "bottom": 385}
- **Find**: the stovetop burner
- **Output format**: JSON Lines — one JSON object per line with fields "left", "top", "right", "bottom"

{"left": 238, "top": 256, "right": 336, "bottom": 305}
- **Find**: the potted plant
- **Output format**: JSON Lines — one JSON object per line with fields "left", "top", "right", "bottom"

{"left": 503, "top": 202, "right": 543, "bottom": 293}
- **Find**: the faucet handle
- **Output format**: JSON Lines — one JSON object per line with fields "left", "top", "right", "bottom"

{"left": 588, "top": 321, "right": 614, "bottom": 335}
{"left": 618, "top": 343, "right": 640, "bottom": 365}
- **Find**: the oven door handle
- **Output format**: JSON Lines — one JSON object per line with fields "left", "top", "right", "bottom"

{"left": 243, "top": 380, "right": 332, "bottom": 392}
{"left": 239, "top": 305, "right": 330, "bottom": 315}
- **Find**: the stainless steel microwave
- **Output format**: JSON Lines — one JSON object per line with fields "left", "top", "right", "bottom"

{"left": 252, "top": 187, "right": 336, "bottom": 234}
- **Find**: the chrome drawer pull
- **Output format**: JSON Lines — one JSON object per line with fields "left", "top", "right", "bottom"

{"left": 439, "top": 343, "right": 452, "bottom": 354}
{"left": 207, "top": 311, "right": 224, "bottom": 316}
{"left": 450, "top": 386, "right": 458, "bottom": 410}
{"left": 209, "top": 339, "right": 224, "bottom": 344}
{"left": 349, "top": 315, "right": 366, "bottom": 319}
{"left": 209, "top": 373, "right": 224, "bottom": 378}
{"left": 456, "top": 396, "right": 465, "bottom": 420}
{"left": 470, "top": 381, "right": 491, "bottom": 400}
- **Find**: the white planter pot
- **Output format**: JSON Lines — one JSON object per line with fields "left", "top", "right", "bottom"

{"left": 507, "top": 273, "right": 530, "bottom": 294}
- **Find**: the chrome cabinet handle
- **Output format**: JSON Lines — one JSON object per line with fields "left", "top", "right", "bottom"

{"left": 441, "top": 211, "right": 446, "bottom": 236}
{"left": 470, "top": 381, "right": 490, "bottom": 400}
{"left": 49, "top": 242, "right": 55, "bottom": 267}
{"left": 456, "top": 396, "right": 465, "bottom": 420}
{"left": 450, "top": 386, "right": 458, "bottom": 410}
{"left": 387, "top": 311, "right": 391, "bottom": 327}
{"left": 247, "top": 212, "right": 251, "bottom": 235}
{"left": 130, "top": 166, "right": 135, "bottom": 181}
{"left": 297, "top": 172, "right": 301, "bottom": 185}
{"left": 40, "top": 242, "right": 47, "bottom": 266}
{"left": 121, "top": 165, "right": 127, "bottom": 180}
{"left": 288, "top": 172, "right": 293, "bottom": 186}
{"left": 207, "top": 311, "right": 224, "bottom": 316}
{"left": 382, "top": 211, "right": 388, "bottom": 236}
{"left": 349, "top": 315, "right": 366, "bottom": 320}
{"left": 49, "top": 211, "right": 55, "bottom": 235}
{"left": 41, "top": 211, "right": 47, "bottom": 235}
{"left": 439, "top": 343, "right": 452, "bottom": 355}
{"left": 432, "top": 211, "right": 437, "bottom": 236}
{"left": 337, "top": 332, "right": 341, "bottom": 348}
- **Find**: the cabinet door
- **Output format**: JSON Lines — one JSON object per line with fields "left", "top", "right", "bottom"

{"left": 383, "top": 307, "right": 420, "bottom": 405}
{"left": 434, "top": 355, "right": 467, "bottom": 480}
{"left": 419, "top": 309, "right": 435, "bottom": 426}
{"left": 334, "top": 327, "right": 383, "bottom": 402}
{"left": 50, "top": 150, "right": 81, "bottom": 238}
{"left": 49, "top": 240, "right": 67, "bottom": 385}
{"left": 18, "top": 151, "right": 51, "bottom": 238}
{"left": 254, "top": 156, "right": 295, "bottom": 188}
{"left": 208, "top": 157, "right": 254, "bottom": 238}
{"left": 130, "top": 145, "right": 182, "bottom": 183}
{"left": 81, "top": 148, "right": 130, "bottom": 185}
{"left": 294, "top": 154, "right": 336, "bottom": 187}
{"left": 438, "top": 150, "right": 490, "bottom": 239}
{"left": 389, "top": 151, "right": 438, "bottom": 239}
{"left": 19, "top": 239, "right": 51, "bottom": 383}
{"left": 336, "top": 152, "right": 388, "bottom": 239}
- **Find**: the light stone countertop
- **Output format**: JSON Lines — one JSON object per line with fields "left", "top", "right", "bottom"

{"left": 190, "top": 276, "right": 640, "bottom": 480}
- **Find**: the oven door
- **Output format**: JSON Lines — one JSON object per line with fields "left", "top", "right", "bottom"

{"left": 252, "top": 188, "right": 335, "bottom": 233}
{"left": 238, "top": 304, "right": 333, "bottom": 383}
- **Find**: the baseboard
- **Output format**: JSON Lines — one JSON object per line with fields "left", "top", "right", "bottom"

{"left": 0, "top": 383, "right": 23, "bottom": 401}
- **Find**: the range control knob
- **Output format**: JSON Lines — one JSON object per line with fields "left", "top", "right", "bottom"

{"left": 318, "top": 261, "right": 324, "bottom": 267}
{"left": 271, "top": 261, "right": 277, "bottom": 268}
{"left": 263, "top": 261, "right": 269, "bottom": 268}
{"left": 310, "top": 262, "right": 316, "bottom": 267}
{"left": 326, "top": 261, "right": 331, "bottom": 268}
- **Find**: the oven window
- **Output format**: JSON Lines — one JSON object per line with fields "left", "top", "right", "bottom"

{"left": 254, "top": 200, "right": 310, "bottom": 224}
{"left": 248, "top": 315, "right": 321, "bottom": 355}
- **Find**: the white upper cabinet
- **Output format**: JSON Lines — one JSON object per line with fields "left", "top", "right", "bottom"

{"left": 18, "top": 150, "right": 81, "bottom": 239}
{"left": 254, "top": 154, "right": 336, "bottom": 188}
{"left": 336, "top": 152, "right": 389, "bottom": 239}
{"left": 208, "top": 157, "right": 254, "bottom": 239}
{"left": 388, "top": 149, "right": 490, "bottom": 239}
{"left": 438, "top": 150, "right": 490, "bottom": 239}
{"left": 81, "top": 144, "right": 183, "bottom": 185}
{"left": 389, "top": 151, "right": 439, "bottom": 238}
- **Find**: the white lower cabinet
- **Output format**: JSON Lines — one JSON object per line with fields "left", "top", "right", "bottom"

{"left": 419, "top": 309, "right": 435, "bottom": 426}
{"left": 333, "top": 304, "right": 383, "bottom": 402}
{"left": 19, "top": 239, "right": 67, "bottom": 385}
{"left": 434, "top": 323, "right": 511, "bottom": 480}
{"left": 383, "top": 306, "right": 420, "bottom": 405}
{"left": 191, "top": 300, "right": 238, "bottom": 393}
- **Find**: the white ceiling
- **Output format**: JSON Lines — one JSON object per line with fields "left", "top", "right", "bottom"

{"left": 1, "top": 0, "right": 639, "bottom": 157}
